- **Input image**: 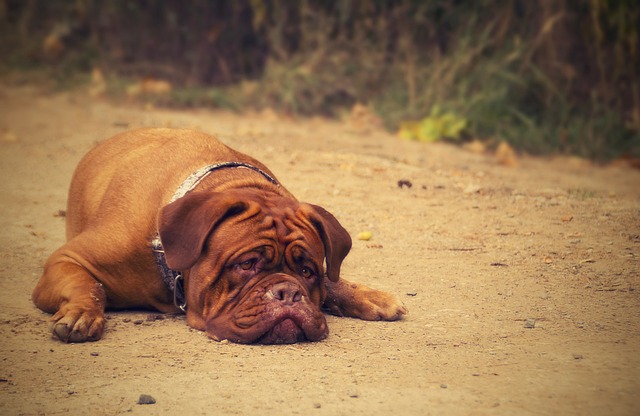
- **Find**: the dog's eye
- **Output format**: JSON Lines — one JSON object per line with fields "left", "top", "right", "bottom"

{"left": 239, "top": 259, "right": 256, "bottom": 270}
{"left": 301, "top": 266, "right": 315, "bottom": 279}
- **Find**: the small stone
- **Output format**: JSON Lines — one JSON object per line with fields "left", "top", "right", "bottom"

{"left": 463, "top": 184, "right": 482, "bottom": 194}
{"left": 313, "top": 403, "right": 322, "bottom": 409}
{"left": 440, "top": 384, "right": 448, "bottom": 389}
{"left": 572, "top": 354, "right": 583, "bottom": 360}
{"left": 137, "top": 394, "right": 156, "bottom": 405}
{"left": 90, "top": 352, "right": 99, "bottom": 357}
{"left": 133, "top": 319, "right": 144, "bottom": 325}
{"left": 524, "top": 319, "right": 536, "bottom": 329}
{"left": 397, "top": 179, "right": 412, "bottom": 189}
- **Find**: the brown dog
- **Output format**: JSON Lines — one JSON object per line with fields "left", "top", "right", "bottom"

{"left": 32, "top": 128, "right": 406, "bottom": 344}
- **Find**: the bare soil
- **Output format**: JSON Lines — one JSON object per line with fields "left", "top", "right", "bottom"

{"left": 1, "top": 82, "right": 639, "bottom": 415}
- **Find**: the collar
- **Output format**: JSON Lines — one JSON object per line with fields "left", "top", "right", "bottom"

{"left": 151, "top": 161, "right": 279, "bottom": 312}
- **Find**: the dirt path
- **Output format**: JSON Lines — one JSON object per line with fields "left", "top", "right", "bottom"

{"left": 1, "top": 82, "right": 639, "bottom": 415}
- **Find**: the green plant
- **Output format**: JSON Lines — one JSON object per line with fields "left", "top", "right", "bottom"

{"left": 399, "top": 106, "right": 468, "bottom": 142}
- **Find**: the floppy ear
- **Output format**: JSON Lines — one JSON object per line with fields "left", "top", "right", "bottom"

{"left": 299, "top": 204, "right": 352, "bottom": 282}
{"left": 158, "top": 192, "right": 250, "bottom": 270}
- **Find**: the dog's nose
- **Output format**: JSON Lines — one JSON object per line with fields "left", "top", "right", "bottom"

{"left": 269, "top": 282, "right": 302, "bottom": 304}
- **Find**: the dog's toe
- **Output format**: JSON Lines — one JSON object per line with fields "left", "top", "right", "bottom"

{"left": 51, "top": 306, "right": 105, "bottom": 343}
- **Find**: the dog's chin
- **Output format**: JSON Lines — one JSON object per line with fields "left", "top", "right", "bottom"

{"left": 206, "top": 302, "right": 329, "bottom": 344}
{"left": 256, "top": 318, "right": 308, "bottom": 344}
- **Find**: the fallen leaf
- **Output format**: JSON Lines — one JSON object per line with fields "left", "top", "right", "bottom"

{"left": 463, "top": 139, "right": 487, "bottom": 154}
{"left": 347, "top": 103, "right": 383, "bottom": 132}
{"left": 88, "top": 67, "right": 106, "bottom": 97}
{"left": 127, "top": 77, "right": 172, "bottom": 97}
{"left": 495, "top": 141, "right": 517, "bottom": 167}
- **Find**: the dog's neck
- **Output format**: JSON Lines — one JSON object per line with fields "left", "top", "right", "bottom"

{"left": 168, "top": 162, "right": 279, "bottom": 204}
{"left": 152, "top": 161, "right": 280, "bottom": 313}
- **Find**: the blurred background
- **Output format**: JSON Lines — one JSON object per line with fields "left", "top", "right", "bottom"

{"left": 1, "top": 0, "right": 638, "bottom": 161}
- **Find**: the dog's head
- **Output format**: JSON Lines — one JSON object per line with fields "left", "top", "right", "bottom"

{"left": 158, "top": 189, "right": 351, "bottom": 344}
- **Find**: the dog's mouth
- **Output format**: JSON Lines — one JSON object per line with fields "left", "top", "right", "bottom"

{"left": 256, "top": 318, "right": 308, "bottom": 344}
{"left": 242, "top": 303, "right": 328, "bottom": 345}
{"left": 204, "top": 279, "right": 328, "bottom": 344}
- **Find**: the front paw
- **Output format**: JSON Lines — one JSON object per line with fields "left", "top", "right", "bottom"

{"left": 51, "top": 305, "right": 105, "bottom": 342}
{"left": 353, "top": 289, "right": 408, "bottom": 321}
{"left": 325, "top": 281, "right": 408, "bottom": 321}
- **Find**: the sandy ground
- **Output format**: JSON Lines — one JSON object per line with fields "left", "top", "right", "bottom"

{"left": 0, "top": 82, "right": 638, "bottom": 416}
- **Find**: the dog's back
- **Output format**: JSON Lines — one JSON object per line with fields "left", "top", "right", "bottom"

{"left": 65, "top": 128, "right": 252, "bottom": 239}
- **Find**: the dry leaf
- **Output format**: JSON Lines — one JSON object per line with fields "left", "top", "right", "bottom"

{"left": 348, "top": 103, "right": 383, "bottom": 132}
{"left": 495, "top": 141, "right": 518, "bottom": 167}
{"left": 463, "top": 139, "right": 487, "bottom": 154}
{"left": 127, "top": 77, "right": 172, "bottom": 97}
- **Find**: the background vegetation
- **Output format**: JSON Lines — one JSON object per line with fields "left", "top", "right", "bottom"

{"left": 1, "top": 0, "right": 638, "bottom": 160}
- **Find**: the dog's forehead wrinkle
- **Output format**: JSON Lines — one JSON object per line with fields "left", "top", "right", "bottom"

{"left": 258, "top": 205, "right": 306, "bottom": 241}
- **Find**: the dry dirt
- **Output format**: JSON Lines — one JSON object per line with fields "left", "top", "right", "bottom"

{"left": 0, "top": 82, "right": 639, "bottom": 416}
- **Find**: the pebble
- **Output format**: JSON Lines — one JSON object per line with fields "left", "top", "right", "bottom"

{"left": 524, "top": 319, "right": 536, "bottom": 329}
{"left": 463, "top": 184, "right": 482, "bottom": 194}
{"left": 138, "top": 394, "right": 156, "bottom": 405}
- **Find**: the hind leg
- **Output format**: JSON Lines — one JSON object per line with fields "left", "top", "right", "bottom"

{"left": 33, "top": 252, "right": 106, "bottom": 342}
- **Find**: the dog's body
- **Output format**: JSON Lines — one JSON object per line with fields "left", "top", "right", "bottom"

{"left": 33, "top": 128, "right": 406, "bottom": 344}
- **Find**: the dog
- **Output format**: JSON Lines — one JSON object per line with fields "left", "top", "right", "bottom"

{"left": 32, "top": 128, "right": 407, "bottom": 344}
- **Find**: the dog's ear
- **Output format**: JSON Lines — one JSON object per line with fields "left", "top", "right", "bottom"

{"left": 299, "top": 204, "right": 352, "bottom": 282}
{"left": 158, "top": 192, "right": 250, "bottom": 270}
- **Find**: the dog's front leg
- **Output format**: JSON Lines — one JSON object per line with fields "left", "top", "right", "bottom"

{"left": 323, "top": 278, "right": 407, "bottom": 321}
{"left": 32, "top": 249, "right": 106, "bottom": 342}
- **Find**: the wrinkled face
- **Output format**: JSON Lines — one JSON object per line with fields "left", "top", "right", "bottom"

{"left": 159, "top": 190, "right": 351, "bottom": 344}
{"left": 189, "top": 201, "right": 329, "bottom": 344}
